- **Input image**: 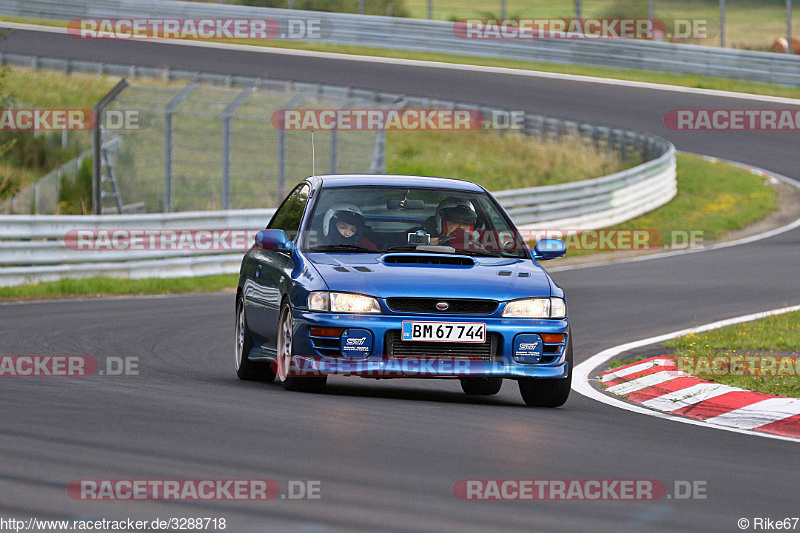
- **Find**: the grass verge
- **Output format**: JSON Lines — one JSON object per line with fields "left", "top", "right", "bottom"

{"left": 663, "top": 310, "right": 800, "bottom": 398}
{"left": 539, "top": 152, "right": 777, "bottom": 257}
{"left": 387, "top": 130, "right": 639, "bottom": 189}
{"left": 0, "top": 274, "right": 238, "bottom": 300}
{"left": 3, "top": 16, "right": 800, "bottom": 100}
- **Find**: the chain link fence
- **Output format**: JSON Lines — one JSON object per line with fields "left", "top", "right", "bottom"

{"left": 100, "top": 82, "right": 380, "bottom": 213}
{"left": 1, "top": 81, "right": 384, "bottom": 215}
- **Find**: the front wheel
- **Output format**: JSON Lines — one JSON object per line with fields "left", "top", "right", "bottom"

{"left": 277, "top": 301, "right": 327, "bottom": 393}
{"left": 460, "top": 377, "right": 503, "bottom": 396}
{"left": 518, "top": 333, "right": 573, "bottom": 407}
{"left": 235, "top": 295, "right": 276, "bottom": 382}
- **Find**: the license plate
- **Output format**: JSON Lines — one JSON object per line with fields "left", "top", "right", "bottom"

{"left": 401, "top": 321, "right": 486, "bottom": 343}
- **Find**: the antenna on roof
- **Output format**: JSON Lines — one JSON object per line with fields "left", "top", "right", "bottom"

{"left": 311, "top": 129, "right": 316, "bottom": 177}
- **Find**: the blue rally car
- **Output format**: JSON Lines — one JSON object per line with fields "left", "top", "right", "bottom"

{"left": 235, "top": 175, "right": 572, "bottom": 407}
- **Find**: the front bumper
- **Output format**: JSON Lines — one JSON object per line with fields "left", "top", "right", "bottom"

{"left": 289, "top": 310, "right": 569, "bottom": 379}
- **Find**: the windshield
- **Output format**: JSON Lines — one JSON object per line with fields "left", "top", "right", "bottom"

{"left": 302, "top": 185, "right": 529, "bottom": 258}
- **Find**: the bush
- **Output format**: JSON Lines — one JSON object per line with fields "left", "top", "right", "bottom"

{"left": 58, "top": 156, "right": 92, "bottom": 214}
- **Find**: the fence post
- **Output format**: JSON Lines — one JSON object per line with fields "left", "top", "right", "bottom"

{"left": 330, "top": 129, "right": 338, "bottom": 174}
{"left": 92, "top": 78, "right": 129, "bottom": 215}
{"left": 369, "top": 130, "right": 386, "bottom": 174}
{"left": 788, "top": 0, "right": 793, "bottom": 55}
{"left": 720, "top": 0, "right": 725, "bottom": 48}
{"left": 222, "top": 87, "right": 255, "bottom": 210}
{"left": 163, "top": 84, "right": 198, "bottom": 213}
{"left": 278, "top": 130, "right": 287, "bottom": 199}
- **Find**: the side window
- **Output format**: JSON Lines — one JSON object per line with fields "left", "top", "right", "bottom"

{"left": 267, "top": 184, "right": 310, "bottom": 241}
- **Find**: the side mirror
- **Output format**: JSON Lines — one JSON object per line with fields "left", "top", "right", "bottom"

{"left": 533, "top": 238, "right": 566, "bottom": 260}
{"left": 255, "top": 229, "right": 292, "bottom": 252}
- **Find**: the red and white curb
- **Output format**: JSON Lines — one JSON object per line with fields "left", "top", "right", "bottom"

{"left": 572, "top": 304, "right": 800, "bottom": 443}
{"left": 600, "top": 356, "right": 800, "bottom": 439}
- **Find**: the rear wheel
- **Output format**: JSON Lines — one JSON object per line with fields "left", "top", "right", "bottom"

{"left": 235, "top": 295, "right": 276, "bottom": 382}
{"left": 460, "top": 377, "right": 503, "bottom": 396}
{"left": 277, "top": 301, "right": 327, "bottom": 393}
{"left": 518, "top": 333, "right": 573, "bottom": 407}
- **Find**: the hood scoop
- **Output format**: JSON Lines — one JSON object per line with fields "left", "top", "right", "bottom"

{"left": 382, "top": 254, "right": 474, "bottom": 266}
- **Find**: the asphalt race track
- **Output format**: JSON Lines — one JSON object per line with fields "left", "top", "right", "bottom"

{"left": 2, "top": 29, "right": 800, "bottom": 532}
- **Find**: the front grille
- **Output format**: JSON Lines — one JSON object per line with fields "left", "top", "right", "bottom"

{"left": 385, "top": 330, "right": 499, "bottom": 360}
{"left": 386, "top": 298, "right": 498, "bottom": 315}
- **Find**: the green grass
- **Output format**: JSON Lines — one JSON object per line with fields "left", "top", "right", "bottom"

{"left": 665, "top": 311, "right": 800, "bottom": 352}
{"left": 663, "top": 310, "right": 800, "bottom": 397}
{"left": 387, "top": 130, "right": 637, "bottom": 189}
{"left": 4, "top": 15, "right": 800, "bottom": 100}
{"left": 0, "top": 274, "right": 238, "bottom": 300}
{"left": 557, "top": 153, "right": 777, "bottom": 257}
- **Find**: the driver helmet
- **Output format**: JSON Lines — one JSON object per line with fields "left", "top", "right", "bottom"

{"left": 434, "top": 197, "right": 478, "bottom": 235}
{"left": 323, "top": 202, "right": 366, "bottom": 245}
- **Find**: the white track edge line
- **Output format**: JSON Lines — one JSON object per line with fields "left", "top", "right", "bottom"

{"left": 572, "top": 304, "right": 800, "bottom": 443}
{"left": 3, "top": 21, "right": 800, "bottom": 105}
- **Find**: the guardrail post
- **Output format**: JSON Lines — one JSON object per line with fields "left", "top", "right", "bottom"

{"left": 720, "top": 0, "right": 726, "bottom": 48}
{"left": 330, "top": 129, "right": 338, "bottom": 173}
{"left": 222, "top": 87, "right": 255, "bottom": 210}
{"left": 92, "top": 79, "right": 129, "bottom": 215}
{"left": 163, "top": 84, "right": 198, "bottom": 213}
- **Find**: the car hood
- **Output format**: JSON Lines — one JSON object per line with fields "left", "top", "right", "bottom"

{"left": 305, "top": 253, "right": 552, "bottom": 300}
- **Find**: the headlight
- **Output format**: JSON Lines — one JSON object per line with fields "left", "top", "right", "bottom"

{"left": 502, "top": 297, "right": 566, "bottom": 318}
{"left": 307, "top": 291, "right": 381, "bottom": 314}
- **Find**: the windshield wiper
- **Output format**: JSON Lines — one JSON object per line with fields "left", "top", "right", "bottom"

{"left": 458, "top": 249, "right": 506, "bottom": 257}
{"left": 308, "top": 244, "right": 374, "bottom": 253}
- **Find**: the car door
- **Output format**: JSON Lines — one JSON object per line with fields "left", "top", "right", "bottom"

{"left": 245, "top": 183, "right": 311, "bottom": 344}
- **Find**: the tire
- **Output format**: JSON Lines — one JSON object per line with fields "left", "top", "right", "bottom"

{"left": 235, "top": 295, "right": 276, "bottom": 382}
{"left": 518, "top": 332, "right": 573, "bottom": 407}
{"left": 460, "top": 377, "right": 503, "bottom": 396}
{"left": 277, "top": 300, "right": 327, "bottom": 393}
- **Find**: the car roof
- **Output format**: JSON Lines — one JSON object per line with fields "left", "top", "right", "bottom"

{"left": 311, "top": 174, "right": 485, "bottom": 192}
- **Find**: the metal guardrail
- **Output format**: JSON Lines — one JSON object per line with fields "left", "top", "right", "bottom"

{"left": 2, "top": 0, "right": 800, "bottom": 86}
